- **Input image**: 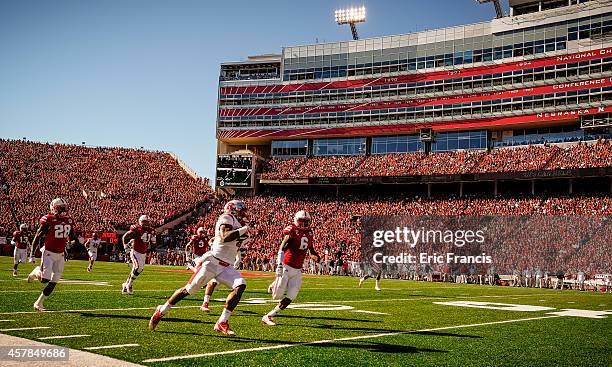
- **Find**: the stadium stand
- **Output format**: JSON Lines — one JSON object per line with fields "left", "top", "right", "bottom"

{"left": 0, "top": 139, "right": 213, "bottom": 233}
{"left": 262, "top": 139, "right": 612, "bottom": 179}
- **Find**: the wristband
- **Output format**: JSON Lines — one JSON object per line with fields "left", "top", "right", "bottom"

{"left": 238, "top": 226, "right": 249, "bottom": 236}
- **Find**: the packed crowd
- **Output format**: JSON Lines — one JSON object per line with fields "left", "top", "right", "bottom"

{"left": 262, "top": 139, "right": 612, "bottom": 179}
{"left": 0, "top": 139, "right": 213, "bottom": 232}
{"left": 183, "top": 192, "right": 611, "bottom": 278}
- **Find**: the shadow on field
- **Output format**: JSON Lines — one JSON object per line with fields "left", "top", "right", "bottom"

{"left": 76, "top": 312, "right": 209, "bottom": 325}
{"left": 317, "top": 341, "right": 447, "bottom": 354}
{"left": 219, "top": 337, "right": 446, "bottom": 354}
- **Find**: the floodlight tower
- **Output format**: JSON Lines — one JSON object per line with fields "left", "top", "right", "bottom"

{"left": 335, "top": 6, "right": 366, "bottom": 40}
{"left": 477, "top": 0, "right": 505, "bottom": 19}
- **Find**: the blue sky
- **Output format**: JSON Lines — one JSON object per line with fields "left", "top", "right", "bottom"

{"left": 0, "top": 0, "right": 507, "bottom": 181}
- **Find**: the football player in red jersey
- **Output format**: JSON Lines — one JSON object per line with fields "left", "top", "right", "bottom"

{"left": 121, "top": 215, "right": 156, "bottom": 295}
{"left": 27, "top": 198, "right": 78, "bottom": 311}
{"left": 262, "top": 210, "right": 320, "bottom": 326}
{"left": 12, "top": 224, "right": 30, "bottom": 277}
{"left": 185, "top": 227, "right": 209, "bottom": 270}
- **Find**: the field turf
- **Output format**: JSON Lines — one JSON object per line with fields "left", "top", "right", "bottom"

{"left": 0, "top": 257, "right": 610, "bottom": 366}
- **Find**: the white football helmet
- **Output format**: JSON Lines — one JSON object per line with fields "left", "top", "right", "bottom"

{"left": 138, "top": 215, "right": 151, "bottom": 227}
{"left": 50, "top": 198, "right": 67, "bottom": 215}
{"left": 197, "top": 227, "right": 205, "bottom": 235}
{"left": 223, "top": 200, "right": 248, "bottom": 217}
{"left": 294, "top": 210, "right": 311, "bottom": 229}
{"left": 19, "top": 223, "right": 28, "bottom": 231}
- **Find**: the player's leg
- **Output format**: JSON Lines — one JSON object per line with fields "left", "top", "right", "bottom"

{"left": 87, "top": 251, "right": 96, "bottom": 272}
{"left": 201, "top": 279, "right": 218, "bottom": 312}
{"left": 213, "top": 267, "right": 246, "bottom": 336}
{"left": 375, "top": 271, "right": 381, "bottom": 291}
{"left": 13, "top": 248, "right": 21, "bottom": 276}
{"left": 263, "top": 267, "right": 301, "bottom": 325}
{"left": 34, "top": 252, "right": 63, "bottom": 311}
{"left": 150, "top": 259, "right": 216, "bottom": 331}
{"left": 123, "top": 250, "right": 144, "bottom": 294}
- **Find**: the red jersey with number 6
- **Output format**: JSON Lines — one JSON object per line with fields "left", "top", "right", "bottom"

{"left": 190, "top": 234, "right": 209, "bottom": 257}
{"left": 130, "top": 224, "right": 155, "bottom": 253}
{"left": 282, "top": 224, "right": 314, "bottom": 269}
{"left": 40, "top": 214, "right": 76, "bottom": 254}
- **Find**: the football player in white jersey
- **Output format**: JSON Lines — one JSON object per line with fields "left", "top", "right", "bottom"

{"left": 149, "top": 200, "right": 252, "bottom": 336}
{"left": 84, "top": 232, "right": 102, "bottom": 272}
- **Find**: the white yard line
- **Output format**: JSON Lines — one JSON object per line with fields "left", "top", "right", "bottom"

{"left": 0, "top": 326, "right": 50, "bottom": 332}
{"left": 0, "top": 294, "right": 554, "bottom": 316}
{"left": 142, "top": 315, "right": 561, "bottom": 363}
{"left": 0, "top": 305, "right": 202, "bottom": 316}
{"left": 38, "top": 334, "right": 91, "bottom": 340}
{"left": 84, "top": 343, "right": 140, "bottom": 350}
{"left": 0, "top": 319, "right": 13, "bottom": 322}
{"left": 351, "top": 310, "right": 389, "bottom": 315}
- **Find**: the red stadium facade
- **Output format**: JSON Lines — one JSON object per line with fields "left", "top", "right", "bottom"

{"left": 215, "top": 0, "right": 612, "bottom": 192}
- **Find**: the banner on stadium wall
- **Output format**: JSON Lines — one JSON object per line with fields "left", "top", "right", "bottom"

{"left": 359, "top": 215, "right": 611, "bottom": 275}
{"left": 220, "top": 47, "right": 612, "bottom": 95}
{"left": 219, "top": 77, "right": 612, "bottom": 117}
{"left": 305, "top": 167, "right": 612, "bottom": 185}
{"left": 218, "top": 105, "right": 612, "bottom": 139}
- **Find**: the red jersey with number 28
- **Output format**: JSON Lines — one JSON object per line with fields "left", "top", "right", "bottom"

{"left": 130, "top": 224, "right": 156, "bottom": 253}
{"left": 282, "top": 224, "right": 314, "bottom": 269}
{"left": 40, "top": 214, "right": 76, "bottom": 254}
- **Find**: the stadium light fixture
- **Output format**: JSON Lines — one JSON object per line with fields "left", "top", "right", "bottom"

{"left": 335, "top": 6, "right": 366, "bottom": 40}
{"left": 476, "top": 0, "right": 505, "bottom": 19}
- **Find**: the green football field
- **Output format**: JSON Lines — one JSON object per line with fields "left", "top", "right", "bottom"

{"left": 0, "top": 256, "right": 610, "bottom": 367}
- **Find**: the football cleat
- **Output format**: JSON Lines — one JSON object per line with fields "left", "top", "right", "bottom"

{"left": 149, "top": 306, "right": 164, "bottom": 331}
{"left": 375, "top": 285, "right": 381, "bottom": 291}
{"left": 200, "top": 301, "right": 210, "bottom": 312}
{"left": 261, "top": 315, "right": 276, "bottom": 326}
{"left": 12, "top": 270, "right": 17, "bottom": 277}
{"left": 27, "top": 266, "right": 40, "bottom": 283}
{"left": 358, "top": 277, "right": 365, "bottom": 288}
{"left": 87, "top": 266, "right": 92, "bottom": 273}
{"left": 121, "top": 282, "right": 133, "bottom": 295}
{"left": 214, "top": 321, "right": 236, "bottom": 336}
{"left": 33, "top": 303, "right": 46, "bottom": 312}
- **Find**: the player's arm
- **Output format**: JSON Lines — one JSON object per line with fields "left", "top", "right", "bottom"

{"left": 30, "top": 224, "right": 48, "bottom": 258}
{"left": 83, "top": 238, "right": 91, "bottom": 249}
{"left": 185, "top": 240, "right": 193, "bottom": 255}
{"left": 122, "top": 230, "right": 135, "bottom": 245}
{"left": 274, "top": 235, "right": 291, "bottom": 275}
{"left": 308, "top": 246, "right": 321, "bottom": 263}
{"left": 218, "top": 223, "right": 249, "bottom": 243}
